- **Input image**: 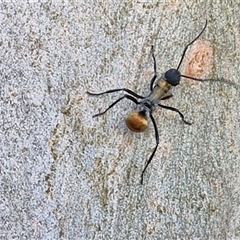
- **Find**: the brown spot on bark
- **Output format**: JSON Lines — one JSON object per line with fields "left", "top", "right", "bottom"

{"left": 183, "top": 39, "right": 214, "bottom": 84}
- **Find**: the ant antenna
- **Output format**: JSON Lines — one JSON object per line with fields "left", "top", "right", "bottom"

{"left": 176, "top": 20, "right": 208, "bottom": 71}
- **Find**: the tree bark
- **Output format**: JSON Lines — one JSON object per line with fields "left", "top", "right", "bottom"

{"left": 1, "top": 1, "right": 240, "bottom": 239}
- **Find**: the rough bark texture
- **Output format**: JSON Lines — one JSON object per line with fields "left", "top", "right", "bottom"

{"left": 1, "top": 1, "right": 240, "bottom": 239}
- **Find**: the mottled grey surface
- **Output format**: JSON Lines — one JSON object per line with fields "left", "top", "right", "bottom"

{"left": 1, "top": 1, "right": 240, "bottom": 239}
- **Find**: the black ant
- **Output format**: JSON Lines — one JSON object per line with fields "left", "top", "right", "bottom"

{"left": 87, "top": 20, "right": 208, "bottom": 184}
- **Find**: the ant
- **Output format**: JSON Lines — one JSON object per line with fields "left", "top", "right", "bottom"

{"left": 87, "top": 20, "right": 208, "bottom": 184}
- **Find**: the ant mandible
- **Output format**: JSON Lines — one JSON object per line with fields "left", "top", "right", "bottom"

{"left": 87, "top": 20, "right": 208, "bottom": 184}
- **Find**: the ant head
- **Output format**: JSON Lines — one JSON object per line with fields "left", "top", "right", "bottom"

{"left": 125, "top": 110, "right": 148, "bottom": 132}
{"left": 164, "top": 69, "right": 181, "bottom": 86}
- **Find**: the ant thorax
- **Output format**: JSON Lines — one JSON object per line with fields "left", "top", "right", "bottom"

{"left": 143, "top": 78, "right": 172, "bottom": 106}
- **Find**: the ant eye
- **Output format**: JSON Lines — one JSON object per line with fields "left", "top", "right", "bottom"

{"left": 165, "top": 69, "right": 181, "bottom": 86}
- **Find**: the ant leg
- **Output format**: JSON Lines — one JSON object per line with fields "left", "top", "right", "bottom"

{"left": 140, "top": 113, "right": 159, "bottom": 184}
{"left": 150, "top": 45, "right": 157, "bottom": 91}
{"left": 92, "top": 94, "right": 139, "bottom": 118}
{"left": 158, "top": 104, "right": 191, "bottom": 125}
{"left": 87, "top": 88, "right": 144, "bottom": 99}
{"left": 161, "top": 93, "right": 173, "bottom": 101}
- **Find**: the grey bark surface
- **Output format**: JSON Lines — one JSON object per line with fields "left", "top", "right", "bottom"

{"left": 1, "top": 1, "right": 240, "bottom": 239}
